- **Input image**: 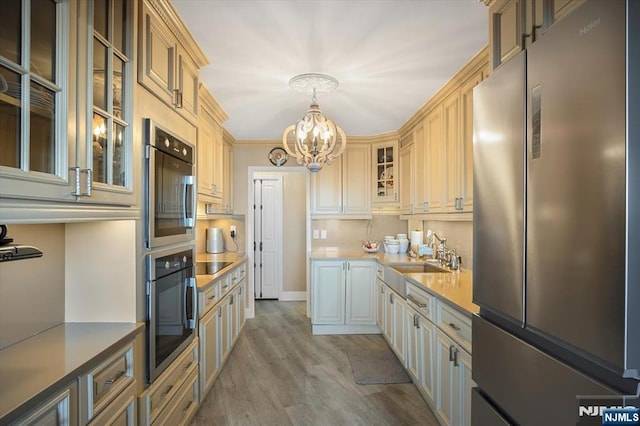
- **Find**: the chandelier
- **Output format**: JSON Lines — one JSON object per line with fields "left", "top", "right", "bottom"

{"left": 282, "top": 73, "right": 346, "bottom": 172}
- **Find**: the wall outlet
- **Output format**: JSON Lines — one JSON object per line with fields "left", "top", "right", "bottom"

{"left": 230, "top": 225, "right": 236, "bottom": 238}
{"left": 320, "top": 229, "right": 327, "bottom": 239}
{"left": 313, "top": 230, "right": 320, "bottom": 239}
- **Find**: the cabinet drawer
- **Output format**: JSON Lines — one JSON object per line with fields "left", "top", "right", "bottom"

{"left": 436, "top": 300, "right": 472, "bottom": 353}
{"left": 229, "top": 267, "right": 240, "bottom": 289}
{"left": 89, "top": 382, "right": 135, "bottom": 425}
{"left": 236, "top": 261, "right": 247, "bottom": 282}
{"left": 141, "top": 338, "right": 198, "bottom": 424}
{"left": 218, "top": 273, "right": 232, "bottom": 298}
{"left": 85, "top": 342, "right": 134, "bottom": 421}
{"left": 405, "top": 281, "right": 435, "bottom": 321}
{"left": 152, "top": 367, "right": 199, "bottom": 426}
{"left": 198, "top": 281, "right": 220, "bottom": 318}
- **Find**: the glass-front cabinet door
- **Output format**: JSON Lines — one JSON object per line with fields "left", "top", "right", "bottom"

{"left": 0, "top": 0, "right": 74, "bottom": 202}
{"left": 372, "top": 141, "right": 399, "bottom": 205}
{"left": 0, "top": 0, "right": 135, "bottom": 215}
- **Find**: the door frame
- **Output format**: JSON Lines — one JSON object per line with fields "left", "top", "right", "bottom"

{"left": 246, "top": 166, "right": 311, "bottom": 319}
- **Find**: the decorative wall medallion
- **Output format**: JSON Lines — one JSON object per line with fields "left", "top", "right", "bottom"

{"left": 269, "top": 147, "right": 289, "bottom": 166}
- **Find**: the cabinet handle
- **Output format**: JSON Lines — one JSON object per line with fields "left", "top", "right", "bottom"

{"left": 453, "top": 348, "right": 459, "bottom": 367}
{"left": 449, "top": 322, "right": 461, "bottom": 332}
{"left": 449, "top": 345, "right": 455, "bottom": 362}
{"left": 223, "top": 284, "right": 229, "bottom": 289}
{"left": 218, "top": 306, "right": 221, "bottom": 318}
{"left": 161, "top": 384, "right": 174, "bottom": 397}
{"left": 380, "top": 286, "right": 385, "bottom": 294}
{"left": 82, "top": 168, "right": 93, "bottom": 197}
{"left": 182, "top": 361, "right": 193, "bottom": 371}
{"left": 104, "top": 370, "right": 125, "bottom": 385}
{"left": 182, "top": 400, "right": 193, "bottom": 413}
{"left": 230, "top": 295, "right": 234, "bottom": 305}
{"left": 208, "top": 294, "right": 216, "bottom": 300}
{"left": 407, "top": 294, "right": 427, "bottom": 308}
{"left": 70, "top": 166, "right": 81, "bottom": 196}
{"left": 390, "top": 293, "right": 394, "bottom": 304}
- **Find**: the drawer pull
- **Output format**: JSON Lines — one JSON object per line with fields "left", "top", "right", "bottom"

{"left": 449, "top": 345, "right": 455, "bottom": 362}
{"left": 407, "top": 295, "right": 427, "bottom": 308}
{"left": 222, "top": 284, "right": 229, "bottom": 289}
{"left": 453, "top": 348, "right": 459, "bottom": 367}
{"left": 207, "top": 294, "right": 216, "bottom": 300}
{"left": 182, "top": 361, "right": 193, "bottom": 371}
{"left": 182, "top": 400, "right": 193, "bottom": 413}
{"left": 448, "top": 322, "right": 461, "bottom": 331}
{"left": 161, "top": 384, "right": 174, "bottom": 397}
{"left": 104, "top": 370, "right": 125, "bottom": 385}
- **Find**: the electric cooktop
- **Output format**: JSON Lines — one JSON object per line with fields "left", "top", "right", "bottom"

{"left": 196, "top": 261, "right": 233, "bottom": 275}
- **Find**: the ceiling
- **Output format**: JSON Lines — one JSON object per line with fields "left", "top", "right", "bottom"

{"left": 171, "top": 0, "right": 488, "bottom": 141}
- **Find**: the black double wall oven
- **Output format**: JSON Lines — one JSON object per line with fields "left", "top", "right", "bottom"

{"left": 144, "top": 119, "right": 197, "bottom": 383}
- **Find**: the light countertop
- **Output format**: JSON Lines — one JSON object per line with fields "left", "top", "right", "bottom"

{"left": 310, "top": 248, "right": 478, "bottom": 317}
{"left": 195, "top": 252, "right": 247, "bottom": 289}
{"left": 0, "top": 322, "right": 144, "bottom": 423}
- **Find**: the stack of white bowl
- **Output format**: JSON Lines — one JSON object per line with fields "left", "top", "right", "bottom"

{"left": 397, "top": 234, "right": 409, "bottom": 253}
{"left": 384, "top": 236, "right": 400, "bottom": 254}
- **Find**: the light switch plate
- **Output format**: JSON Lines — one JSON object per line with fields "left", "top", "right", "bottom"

{"left": 321, "top": 230, "right": 327, "bottom": 239}
{"left": 313, "top": 230, "right": 319, "bottom": 239}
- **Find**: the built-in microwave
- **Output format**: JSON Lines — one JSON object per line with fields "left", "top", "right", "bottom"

{"left": 145, "top": 244, "right": 197, "bottom": 383}
{"left": 144, "top": 119, "right": 196, "bottom": 249}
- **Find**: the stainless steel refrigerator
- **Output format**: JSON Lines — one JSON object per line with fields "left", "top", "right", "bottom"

{"left": 472, "top": 1, "right": 639, "bottom": 424}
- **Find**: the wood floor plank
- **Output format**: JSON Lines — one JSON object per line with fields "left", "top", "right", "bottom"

{"left": 191, "top": 301, "right": 439, "bottom": 426}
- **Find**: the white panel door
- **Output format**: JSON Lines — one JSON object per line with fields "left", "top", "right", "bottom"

{"left": 345, "top": 261, "right": 376, "bottom": 324}
{"left": 254, "top": 177, "right": 282, "bottom": 299}
{"left": 419, "top": 316, "right": 437, "bottom": 403}
{"left": 405, "top": 305, "right": 420, "bottom": 381}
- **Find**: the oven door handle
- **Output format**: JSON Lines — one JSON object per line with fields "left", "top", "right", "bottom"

{"left": 182, "top": 175, "right": 195, "bottom": 229}
{"left": 185, "top": 277, "right": 197, "bottom": 329}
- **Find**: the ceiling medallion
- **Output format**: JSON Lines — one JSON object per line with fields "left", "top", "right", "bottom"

{"left": 282, "top": 73, "right": 346, "bottom": 173}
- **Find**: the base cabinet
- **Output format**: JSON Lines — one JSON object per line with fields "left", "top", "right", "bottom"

{"left": 311, "top": 260, "right": 377, "bottom": 334}
{"left": 435, "top": 329, "right": 473, "bottom": 426}
{"left": 9, "top": 385, "right": 77, "bottom": 426}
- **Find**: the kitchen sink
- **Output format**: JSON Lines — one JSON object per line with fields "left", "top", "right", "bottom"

{"left": 390, "top": 263, "right": 451, "bottom": 274}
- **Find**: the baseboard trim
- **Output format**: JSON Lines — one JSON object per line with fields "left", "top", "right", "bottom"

{"left": 312, "top": 324, "right": 381, "bottom": 335}
{"left": 279, "top": 291, "right": 307, "bottom": 301}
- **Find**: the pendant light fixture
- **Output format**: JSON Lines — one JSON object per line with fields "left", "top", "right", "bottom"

{"left": 282, "top": 73, "right": 346, "bottom": 172}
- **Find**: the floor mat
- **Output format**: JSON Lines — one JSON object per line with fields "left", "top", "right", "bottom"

{"left": 347, "top": 349, "right": 412, "bottom": 385}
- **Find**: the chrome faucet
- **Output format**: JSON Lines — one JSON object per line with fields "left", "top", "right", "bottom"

{"left": 431, "top": 232, "right": 447, "bottom": 264}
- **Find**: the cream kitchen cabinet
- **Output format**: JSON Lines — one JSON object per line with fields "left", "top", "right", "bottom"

{"left": 421, "top": 106, "right": 445, "bottom": 213}
{"left": 434, "top": 299, "right": 474, "bottom": 426}
{"left": 487, "top": 0, "right": 586, "bottom": 71}
{"left": 139, "top": 338, "right": 199, "bottom": 426}
{"left": 399, "top": 142, "right": 416, "bottom": 215}
{"left": 311, "top": 260, "right": 377, "bottom": 334}
{"left": 311, "top": 144, "right": 371, "bottom": 218}
{"left": 376, "top": 278, "right": 386, "bottom": 332}
{"left": 443, "top": 71, "right": 480, "bottom": 213}
{"left": 139, "top": 0, "right": 207, "bottom": 126}
{"left": 0, "top": 0, "right": 137, "bottom": 220}
{"left": 8, "top": 385, "right": 77, "bottom": 426}
{"left": 380, "top": 284, "right": 406, "bottom": 364}
{"left": 372, "top": 141, "right": 399, "bottom": 206}
{"left": 198, "top": 302, "right": 220, "bottom": 397}
{"left": 406, "top": 304, "right": 438, "bottom": 405}
{"left": 197, "top": 84, "right": 228, "bottom": 204}
{"left": 436, "top": 329, "right": 473, "bottom": 426}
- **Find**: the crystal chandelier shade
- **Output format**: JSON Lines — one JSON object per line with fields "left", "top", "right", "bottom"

{"left": 282, "top": 73, "right": 346, "bottom": 172}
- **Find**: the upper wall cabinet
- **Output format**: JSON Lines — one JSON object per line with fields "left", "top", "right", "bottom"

{"left": 0, "top": 0, "right": 138, "bottom": 222}
{"left": 398, "top": 47, "right": 488, "bottom": 220}
{"left": 311, "top": 144, "right": 371, "bottom": 218}
{"left": 487, "top": 0, "right": 587, "bottom": 71}
{"left": 138, "top": 0, "right": 208, "bottom": 126}
{"left": 372, "top": 140, "right": 399, "bottom": 207}
{"left": 197, "top": 85, "right": 233, "bottom": 215}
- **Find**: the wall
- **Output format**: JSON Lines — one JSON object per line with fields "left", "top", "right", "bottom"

{"left": 311, "top": 215, "right": 408, "bottom": 251}
{"left": 0, "top": 224, "right": 65, "bottom": 349}
{"left": 233, "top": 143, "right": 307, "bottom": 215}
{"left": 196, "top": 216, "right": 246, "bottom": 255}
{"left": 408, "top": 218, "right": 474, "bottom": 270}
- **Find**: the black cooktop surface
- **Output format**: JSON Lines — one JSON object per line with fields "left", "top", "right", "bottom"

{"left": 196, "top": 261, "right": 233, "bottom": 275}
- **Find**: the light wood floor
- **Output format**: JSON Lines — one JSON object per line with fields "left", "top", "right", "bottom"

{"left": 191, "top": 300, "right": 439, "bottom": 426}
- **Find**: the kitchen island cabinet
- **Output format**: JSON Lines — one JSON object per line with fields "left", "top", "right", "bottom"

{"left": 310, "top": 259, "right": 378, "bottom": 334}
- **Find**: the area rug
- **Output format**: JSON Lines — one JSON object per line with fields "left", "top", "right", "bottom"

{"left": 347, "top": 349, "right": 412, "bottom": 385}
